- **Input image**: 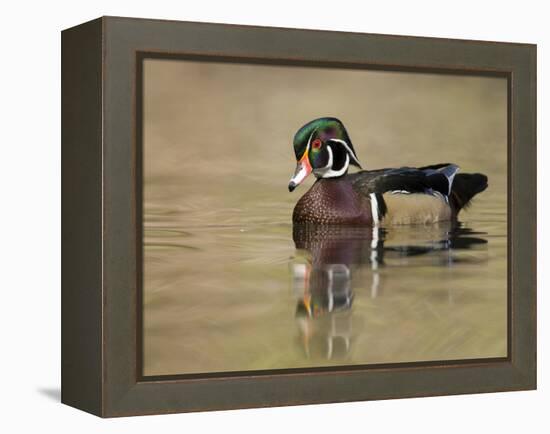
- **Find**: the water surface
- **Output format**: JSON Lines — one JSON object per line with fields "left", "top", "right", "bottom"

{"left": 143, "top": 183, "right": 506, "bottom": 375}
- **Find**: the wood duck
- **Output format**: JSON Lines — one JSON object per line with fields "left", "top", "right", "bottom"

{"left": 289, "top": 117, "right": 488, "bottom": 226}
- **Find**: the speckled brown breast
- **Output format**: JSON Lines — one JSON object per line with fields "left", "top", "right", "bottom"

{"left": 292, "top": 178, "right": 373, "bottom": 225}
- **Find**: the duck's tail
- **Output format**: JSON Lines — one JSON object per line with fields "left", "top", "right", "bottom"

{"left": 450, "top": 173, "right": 488, "bottom": 214}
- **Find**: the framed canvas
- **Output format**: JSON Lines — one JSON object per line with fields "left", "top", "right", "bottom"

{"left": 61, "top": 16, "right": 536, "bottom": 417}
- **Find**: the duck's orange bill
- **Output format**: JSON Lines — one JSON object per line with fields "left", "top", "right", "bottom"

{"left": 288, "top": 150, "right": 312, "bottom": 192}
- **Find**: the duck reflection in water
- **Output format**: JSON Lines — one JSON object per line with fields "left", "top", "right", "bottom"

{"left": 291, "top": 223, "right": 488, "bottom": 360}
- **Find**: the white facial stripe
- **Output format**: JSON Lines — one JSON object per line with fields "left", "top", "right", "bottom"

{"left": 296, "top": 130, "right": 316, "bottom": 163}
{"left": 325, "top": 146, "right": 334, "bottom": 169}
{"left": 301, "top": 130, "right": 316, "bottom": 159}
{"left": 370, "top": 193, "right": 379, "bottom": 225}
{"left": 317, "top": 144, "right": 334, "bottom": 171}
{"left": 307, "top": 130, "right": 316, "bottom": 146}
{"left": 328, "top": 139, "right": 360, "bottom": 166}
{"left": 315, "top": 146, "right": 349, "bottom": 178}
{"left": 325, "top": 153, "right": 349, "bottom": 177}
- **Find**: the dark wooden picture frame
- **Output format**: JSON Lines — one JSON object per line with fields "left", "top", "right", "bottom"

{"left": 61, "top": 16, "right": 536, "bottom": 417}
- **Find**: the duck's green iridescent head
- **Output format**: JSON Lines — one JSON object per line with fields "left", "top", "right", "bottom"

{"left": 289, "top": 117, "right": 361, "bottom": 192}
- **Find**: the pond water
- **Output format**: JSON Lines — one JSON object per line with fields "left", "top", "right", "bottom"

{"left": 142, "top": 181, "right": 507, "bottom": 376}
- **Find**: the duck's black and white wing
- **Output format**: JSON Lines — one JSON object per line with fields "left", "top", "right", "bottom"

{"left": 351, "top": 163, "right": 460, "bottom": 197}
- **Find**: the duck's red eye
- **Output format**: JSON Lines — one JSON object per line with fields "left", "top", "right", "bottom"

{"left": 312, "top": 139, "right": 322, "bottom": 150}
